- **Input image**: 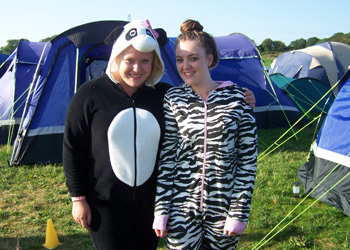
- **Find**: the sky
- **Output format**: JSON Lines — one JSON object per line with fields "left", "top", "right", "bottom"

{"left": 1, "top": 0, "right": 349, "bottom": 49}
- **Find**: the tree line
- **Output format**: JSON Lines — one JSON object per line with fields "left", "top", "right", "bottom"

{"left": 257, "top": 32, "right": 350, "bottom": 53}
{"left": 1, "top": 32, "right": 349, "bottom": 56}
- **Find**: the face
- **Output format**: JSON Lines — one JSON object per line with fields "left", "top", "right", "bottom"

{"left": 112, "top": 45, "right": 154, "bottom": 96}
{"left": 175, "top": 40, "right": 213, "bottom": 87}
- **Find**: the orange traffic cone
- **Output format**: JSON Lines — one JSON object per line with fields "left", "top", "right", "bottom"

{"left": 43, "top": 219, "right": 61, "bottom": 249}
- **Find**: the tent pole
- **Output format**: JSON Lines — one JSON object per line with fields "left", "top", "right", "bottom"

{"left": 74, "top": 48, "right": 79, "bottom": 94}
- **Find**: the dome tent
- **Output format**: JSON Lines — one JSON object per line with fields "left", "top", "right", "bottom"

{"left": 269, "top": 73, "right": 335, "bottom": 120}
{"left": 270, "top": 42, "right": 350, "bottom": 96}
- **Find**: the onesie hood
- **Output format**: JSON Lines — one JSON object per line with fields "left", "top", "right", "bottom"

{"left": 105, "top": 20, "right": 167, "bottom": 86}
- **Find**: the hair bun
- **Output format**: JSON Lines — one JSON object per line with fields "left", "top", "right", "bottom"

{"left": 180, "top": 19, "right": 203, "bottom": 34}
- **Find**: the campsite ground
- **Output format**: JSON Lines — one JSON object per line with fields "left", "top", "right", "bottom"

{"left": 1, "top": 126, "right": 349, "bottom": 250}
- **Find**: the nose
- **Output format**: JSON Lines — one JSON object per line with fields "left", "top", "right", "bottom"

{"left": 132, "top": 61, "right": 144, "bottom": 72}
{"left": 133, "top": 63, "right": 140, "bottom": 72}
{"left": 183, "top": 59, "right": 191, "bottom": 69}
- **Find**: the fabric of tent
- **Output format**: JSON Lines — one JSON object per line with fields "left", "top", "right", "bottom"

{"left": 208, "top": 34, "right": 308, "bottom": 129}
{"left": 0, "top": 52, "right": 14, "bottom": 78}
{"left": 0, "top": 40, "right": 49, "bottom": 145}
{"left": 269, "top": 42, "right": 350, "bottom": 96}
{"left": 10, "top": 20, "right": 181, "bottom": 165}
{"left": 270, "top": 73, "right": 335, "bottom": 119}
{"left": 0, "top": 52, "right": 10, "bottom": 77}
{"left": 0, "top": 53, "right": 8, "bottom": 63}
{"left": 297, "top": 69, "right": 350, "bottom": 216}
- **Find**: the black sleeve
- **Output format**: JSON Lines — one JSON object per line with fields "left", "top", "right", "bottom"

{"left": 154, "top": 82, "right": 173, "bottom": 95}
{"left": 63, "top": 83, "right": 92, "bottom": 197}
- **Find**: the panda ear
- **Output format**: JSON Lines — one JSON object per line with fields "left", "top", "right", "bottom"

{"left": 155, "top": 28, "right": 168, "bottom": 47}
{"left": 105, "top": 26, "right": 124, "bottom": 45}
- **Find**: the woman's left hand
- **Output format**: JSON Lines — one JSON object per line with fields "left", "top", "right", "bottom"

{"left": 154, "top": 229, "right": 167, "bottom": 238}
{"left": 244, "top": 88, "right": 256, "bottom": 109}
{"left": 223, "top": 230, "right": 240, "bottom": 236}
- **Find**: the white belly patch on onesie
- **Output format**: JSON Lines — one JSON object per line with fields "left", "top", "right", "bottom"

{"left": 107, "top": 107, "right": 161, "bottom": 187}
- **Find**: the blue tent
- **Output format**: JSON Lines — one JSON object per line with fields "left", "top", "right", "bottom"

{"left": 297, "top": 69, "right": 350, "bottom": 216}
{"left": 210, "top": 34, "right": 307, "bottom": 129}
{"left": 0, "top": 53, "right": 10, "bottom": 77}
{"left": 0, "top": 53, "right": 8, "bottom": 63}
{"left": 0, "top": 52, "right": 14, "bottom": 78}
{"left": 10, "top": 20, "right": 181, "bottom": 165}
{"left": 0, "top": 40, "right": 49, "bottom": 144}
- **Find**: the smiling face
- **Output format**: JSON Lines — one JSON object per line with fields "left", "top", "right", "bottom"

{"left": 175, "top": 40, "right": 213, "bottom": 88}
{"left": 112, "top": 45, "right": 154, "bottom": 96}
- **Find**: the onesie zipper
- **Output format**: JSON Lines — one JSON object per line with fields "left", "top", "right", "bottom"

{"left": 200, "top": 101, "right": 208, "bottom": 212}
{"left": 199, "top": 86, "right": 219, "bottom": 212}
{"left": 118, "top": 84, "right": 145, "bottom": 202}
{"left": 132, "top": 100, "right": 137, "bottom": 201}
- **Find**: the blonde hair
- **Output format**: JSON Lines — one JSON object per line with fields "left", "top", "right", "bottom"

{"left": 175, "top": 19, "right": 219, "bottom": 69}
{"left": 147, "top": 52, "right": 163, "bottom": 87}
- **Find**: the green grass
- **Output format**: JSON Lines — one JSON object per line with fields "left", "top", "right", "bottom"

{"left": 1, "top": 125, "right": 349, "bottom": 249}
{"left": 261, "top": 58, "right": 273, "bottom": 68}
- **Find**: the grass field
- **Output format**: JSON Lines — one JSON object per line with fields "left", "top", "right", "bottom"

{"left": 1, "top": 124, "right": 349, "bottom": 249}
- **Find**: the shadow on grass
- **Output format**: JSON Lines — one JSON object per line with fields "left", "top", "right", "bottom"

{"left": 1, "top": 234, "right": 168, "bottom": 250}
{"left": 240, "top": 232, "right": 269, "bottom": 243}
{"left": 241, "top": 226, "right": 314, "bottom": 249}
{"left": 257, "top": 124, "right": 317, "bottom": 154}
{"left": 0, "top": 234, "right": 94, "bottom": 250}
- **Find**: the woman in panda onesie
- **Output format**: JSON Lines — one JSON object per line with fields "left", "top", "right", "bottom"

{"left": 63, "top": 20, "right": 170, "bottom": 250}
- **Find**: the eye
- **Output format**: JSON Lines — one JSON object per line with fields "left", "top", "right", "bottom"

{"left": 125, "top": 28, "right": 137, "bottom": 41}
{"left": 176, "top": 58, "right": 183, "bottom": 63}
{"left": 124, "top": 58, "right": 133, "bottom": 64}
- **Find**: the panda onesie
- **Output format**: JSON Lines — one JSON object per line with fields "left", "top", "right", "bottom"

{"left": 63, "top": 20, "right": 171, "bottom": 250}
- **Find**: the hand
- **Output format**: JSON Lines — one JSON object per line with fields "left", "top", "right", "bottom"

{"left": 223, "top": 230, "right": 241, "bottom": 236}
{"left": 244, "top": 88, "right": 256, "bottom": 109}
{"left": 72, "top": 199, "right": 92, "bottom": 229}
{"left": 154, "top": 229, "right": 167, "bottom": 238}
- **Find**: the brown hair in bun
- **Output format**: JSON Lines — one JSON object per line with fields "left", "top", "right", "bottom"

{"left": 175, "top": 19, "right": 219, "bottom": 69}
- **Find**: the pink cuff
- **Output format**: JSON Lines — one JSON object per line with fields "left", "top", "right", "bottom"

{"left": 152, "top": 215, "right": 168, "bottom": 231}
{"left": 71, "top": 196, "right": 86, "bottom": 202}
{"left": 224, "top": 217, "right": 247, "bottom": 235}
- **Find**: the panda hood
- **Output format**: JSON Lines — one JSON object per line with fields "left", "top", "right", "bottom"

{"left": 105, "top": 20, "right": 167, "bottom": 87}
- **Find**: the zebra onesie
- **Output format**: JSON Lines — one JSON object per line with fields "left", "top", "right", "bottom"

{"left": 153, "top": 81, "right": 258, "bottom": 249}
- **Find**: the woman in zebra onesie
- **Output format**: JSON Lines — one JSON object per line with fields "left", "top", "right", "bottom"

{"left": 153, "top": 19, "right": 258, "bottom": 249}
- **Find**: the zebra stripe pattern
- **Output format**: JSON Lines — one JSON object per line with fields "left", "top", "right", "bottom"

{"left": 155, "top": 82, "right": 258, "bottom": 249}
